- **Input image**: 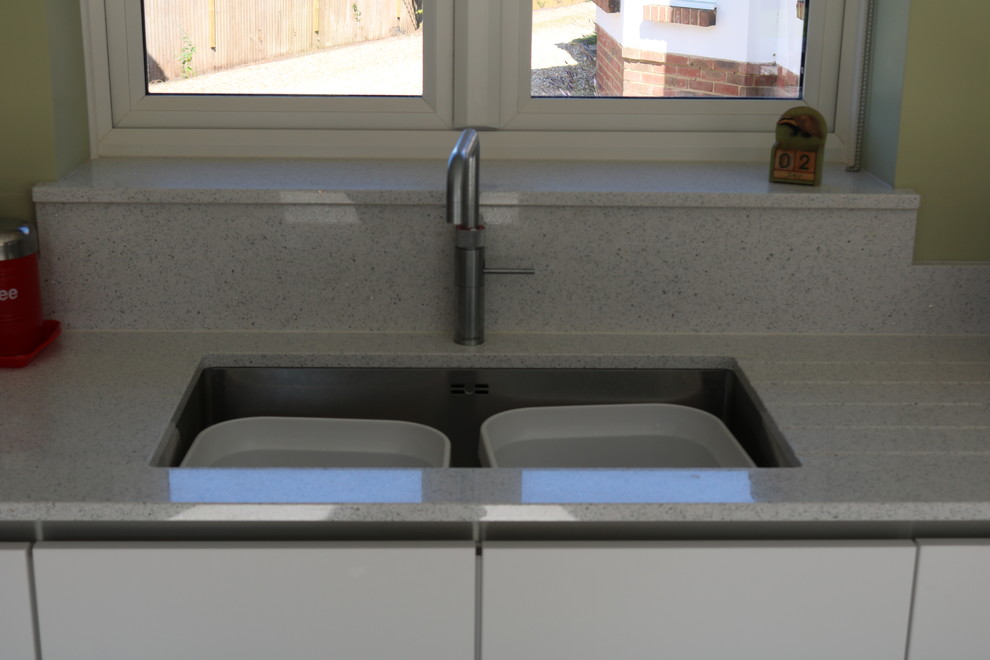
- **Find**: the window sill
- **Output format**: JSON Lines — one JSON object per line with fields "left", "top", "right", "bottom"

{"left": 33, "top": 157, "right": 918, "bottom": 211}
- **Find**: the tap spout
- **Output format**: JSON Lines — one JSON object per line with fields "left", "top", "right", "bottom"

{"left": 446, "top": 129, "right": 533, "bottom": 346}
{"left": 447, "top": 128, "right": 481, "bottom": 231}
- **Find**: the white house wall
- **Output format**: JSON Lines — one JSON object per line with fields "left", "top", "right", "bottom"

{"left": 597, "top": 0, "right": 805, "bottom": 70}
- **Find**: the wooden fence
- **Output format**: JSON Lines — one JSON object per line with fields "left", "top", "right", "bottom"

{"left": 144, "top": 0, "right": 421, "bottom": 82}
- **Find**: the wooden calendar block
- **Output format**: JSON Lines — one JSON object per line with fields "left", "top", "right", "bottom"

{"left": 770, "top": 106, "right": 827, "bottom": 186}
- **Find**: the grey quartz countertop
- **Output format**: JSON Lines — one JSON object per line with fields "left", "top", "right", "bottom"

{"left": 1, "top": 331, "right": 989, "bottom": 530}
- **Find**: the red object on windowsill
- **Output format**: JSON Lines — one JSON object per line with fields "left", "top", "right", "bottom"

{"left": 0, "top": 320, "right": 61, "bottom": 368}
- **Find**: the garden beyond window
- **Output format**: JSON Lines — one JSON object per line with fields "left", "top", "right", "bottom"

{"left": 142, "top": 0, "right": 808, "bottom": 100}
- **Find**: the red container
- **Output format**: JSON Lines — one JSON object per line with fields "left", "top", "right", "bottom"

{"left": 0, "top": 219, "right": 44, "bottom": 357}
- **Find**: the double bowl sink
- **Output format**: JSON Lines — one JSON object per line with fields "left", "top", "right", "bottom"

{"left": 157, "top": 367, "right": 798, "bottom": 470}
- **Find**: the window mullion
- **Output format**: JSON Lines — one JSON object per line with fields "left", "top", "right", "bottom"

{"left": 426, "top": 0, "right": 455, "bottom": 126}
{"left": 452, "top": 0, "right": 506, "bottom": 129}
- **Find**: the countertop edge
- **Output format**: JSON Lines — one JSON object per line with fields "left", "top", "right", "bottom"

{"left": 31, "top": 159, "right": 918, "bottom": 210}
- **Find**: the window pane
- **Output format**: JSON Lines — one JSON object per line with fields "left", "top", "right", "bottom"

{"left": 531, "top": 0, "right": 807, "bottom": 99}
{"left": 143, "top": 0, "right": 424, "bottom": 96}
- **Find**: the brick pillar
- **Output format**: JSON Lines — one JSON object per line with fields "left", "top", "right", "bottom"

{"left": 595, "top": 25, "right": 624, "bottom": 97}
{"left": 595, "top": 13, "right": 800, "bottom": 98}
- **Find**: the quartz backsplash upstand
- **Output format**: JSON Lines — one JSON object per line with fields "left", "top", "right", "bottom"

{"left": 32, "top": 159, "right": 990, "bottom": 334}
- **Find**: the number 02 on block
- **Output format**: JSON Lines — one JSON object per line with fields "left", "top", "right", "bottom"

{"left": 772, "top": 149, "right": 817, "bottom": 184}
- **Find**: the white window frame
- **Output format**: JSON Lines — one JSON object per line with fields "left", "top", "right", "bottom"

{"left": 82, "top": 0, "right": 865, "bottom": 161}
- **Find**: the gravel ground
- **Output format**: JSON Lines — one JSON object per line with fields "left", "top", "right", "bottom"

{"left": 530, "top": 2, "right": 598, "bottom": 97}
{"left": 149, "top": 3, "right": 597, "bottom": 97}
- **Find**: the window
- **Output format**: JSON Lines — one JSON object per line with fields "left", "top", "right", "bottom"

{"left": 83, "top": 0, "right": 861, "bottom": 160}
{"left": 142, "top": 0, "right": 426, "bottom": 97}
{"left": 530, "top": 1, "right": 805, "bottom": 100}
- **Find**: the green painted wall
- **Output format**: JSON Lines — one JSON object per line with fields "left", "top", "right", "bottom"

{"left": 895, "top": 0, "right": 990, "bottom": 262}
{"left": 0, "top": 1, "right": 89, "bottom": 223}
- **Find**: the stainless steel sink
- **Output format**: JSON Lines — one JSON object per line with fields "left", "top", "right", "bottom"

{"left": 157, "top": 367, "right": 797, "bottom": 469}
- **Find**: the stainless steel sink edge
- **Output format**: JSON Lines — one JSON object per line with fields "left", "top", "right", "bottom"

{"left": 157, "top": 362, "right": 800, "bottom": 470}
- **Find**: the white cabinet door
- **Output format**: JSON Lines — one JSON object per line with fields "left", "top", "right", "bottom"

{"left": 909, "top": 539, "right": 990, "bottom": 659}
{"left": 0, "top": 544, "right": 37, "bottom": 660}
{"left": 483, "top": 541, "right": 916, "bottom": 660}
{"left": 34, "top": 542, "right": 474, "bottom": 660}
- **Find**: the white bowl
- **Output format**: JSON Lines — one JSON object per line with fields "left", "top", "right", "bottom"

{"left": 480, "top": 403, "right": 755, "bottom": 469}
{"left": 181, "top": 416, "right": 450, "bottom": 468}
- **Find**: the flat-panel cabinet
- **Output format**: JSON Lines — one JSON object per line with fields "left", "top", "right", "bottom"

{"left": 909, "top": 539, "right": 990, "bottom": 659}
{"left": 482, "top": 541, "right": 916, "bottom": 660}
{"left": 33, "top": 542, "right": 475, "bottom": 660}
{"left": 0, "top": 543, "right": 37, "bottom": 660}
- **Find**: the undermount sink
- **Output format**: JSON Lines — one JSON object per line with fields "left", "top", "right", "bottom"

{"left": 157, "top": 366, "right": 798, "bottom": 469}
